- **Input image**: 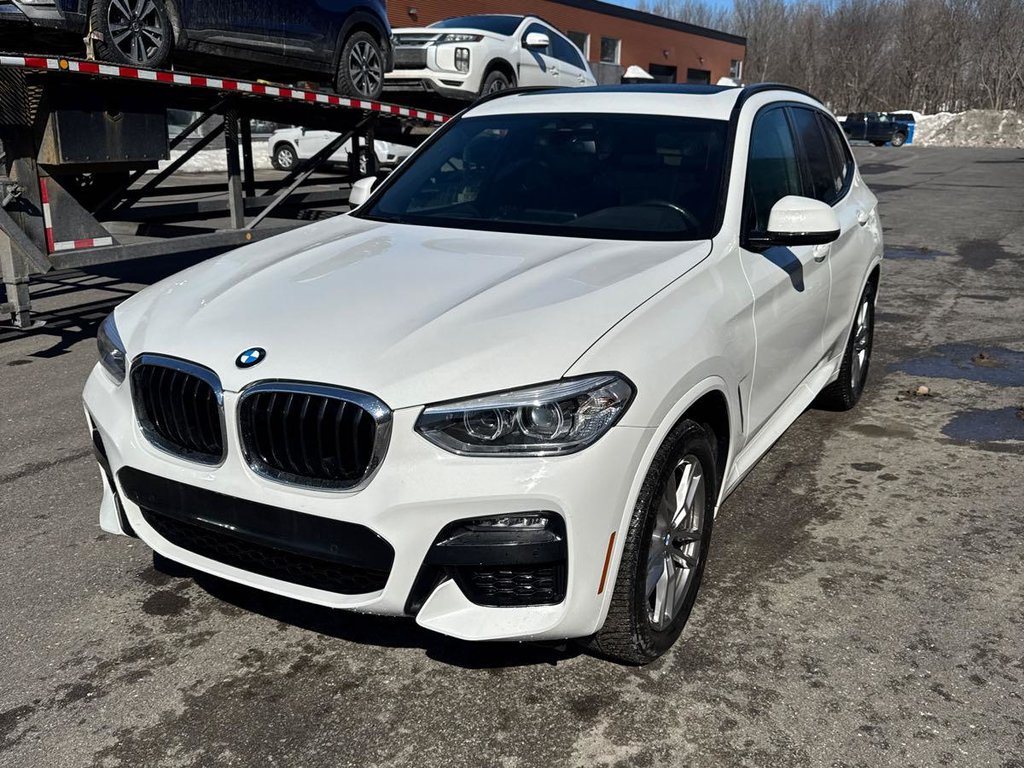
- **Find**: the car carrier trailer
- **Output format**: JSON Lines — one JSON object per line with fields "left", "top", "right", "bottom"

{"left": 0, "top": 54, "right": 448, "bottom": 328}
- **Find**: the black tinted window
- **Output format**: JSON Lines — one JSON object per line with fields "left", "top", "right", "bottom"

{"left": 789, "top": 107, "right": 841, "bottom": 204}
{"left": 746, "top": 107, "right": 801, "bottom": 231}
{"left": 553, "top": 34, "right": 586, "bottom": 69}
{"left": 817, "top": 113, "right": 853, "bottom": 198}
{"left": 359, "top": 113, "right": 728, "bottom": 241}
{"left": 431, "top": 16, "right": 523, "bottom": 36}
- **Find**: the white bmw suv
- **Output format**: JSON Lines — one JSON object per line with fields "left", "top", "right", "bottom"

{"left": 85, "top": 84, "right": 882, "bottom": 664}
{"left": 386, "top": 14, "right": 596, "bottom": 99}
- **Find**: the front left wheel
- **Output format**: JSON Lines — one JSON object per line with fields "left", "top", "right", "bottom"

{"left": 583, "top": 419, "right": 717, "bottom": 665}
{"left": 336, "top": 30, "right": 384, "bottom": 100}
{"left": 91, "top": 0, "right": 172, "bottom": 68}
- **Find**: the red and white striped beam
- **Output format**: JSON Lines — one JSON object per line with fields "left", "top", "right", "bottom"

{"left": 38, "top": 178, "right": 114, "bottom": 253}
{"left": 0, "top": 55, "right": 450, "bottom": 124}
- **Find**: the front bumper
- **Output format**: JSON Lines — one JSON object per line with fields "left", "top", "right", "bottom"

{"left": 384, "top": 67, "right": 479, "bottom": 101}
{"left": 83, "top": 363, "right": 654, "bottom": 641}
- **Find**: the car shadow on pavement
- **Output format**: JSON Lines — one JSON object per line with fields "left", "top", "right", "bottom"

{"left": 171, "top": 560, "right": 585, "bottom": 669}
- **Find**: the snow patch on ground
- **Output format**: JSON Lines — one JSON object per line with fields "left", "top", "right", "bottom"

{"left": 155, "top": 148, "right": 274, "bottom": 174}
{"left": 914, "top": 110, "right": 1024, "bottom": 148}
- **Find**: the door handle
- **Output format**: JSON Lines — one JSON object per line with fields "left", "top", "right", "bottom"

{"left": 813, "top": 243, "right": 830, "bottom": 262}
{"left": 857, "top": 209, "right": 870, "bottom": 226}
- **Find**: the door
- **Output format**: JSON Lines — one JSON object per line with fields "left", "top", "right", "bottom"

{"left": 844, "top": 113, "right": 866, "bottom": 141}
{"left": 181, "top": 0, "right": 325, "bottom": 58}
{"left": 296, "top": 130, "right": 352, "bottom": 162}
{"left": 518, "top": 22, "right": 561, "bottom": 87}
{"left": 551, "top": 30, "right": 594, "bottom": 87}
{"left": 738, "top": 106, "right": 832, "bottom": 435}
{"left": 809, "top": 110, "right": 878, "bottom": 356}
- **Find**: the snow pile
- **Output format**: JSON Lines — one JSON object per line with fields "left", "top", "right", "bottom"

{"left": 154, "top": 148, "right": 274, "bottom": 174}
{"left": 914, "top": 109, "right": 1024, "bottom": 148}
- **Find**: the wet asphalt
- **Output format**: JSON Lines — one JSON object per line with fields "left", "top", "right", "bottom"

{"left": 1, "top": 147, "right": 1023, "bottom": 768}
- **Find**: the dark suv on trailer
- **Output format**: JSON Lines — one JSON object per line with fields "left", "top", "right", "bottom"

{"left": 842, "top": 112, "right": 913, "bottom": 147}
{"left": 0, "top": 0, "right": 392, "bottom": 99}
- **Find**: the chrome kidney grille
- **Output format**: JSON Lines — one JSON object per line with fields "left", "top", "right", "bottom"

{"left": 130, "top": 355, "right": 225, "bottom": 465}
{"left": 237, "top": 382, "right": 392, "bottom": 490}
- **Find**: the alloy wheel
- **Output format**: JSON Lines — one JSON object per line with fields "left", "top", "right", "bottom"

{"left": 107, "top": 0, "right": 165, "bottom": 66}
{"left": 850, "top": 296, "right": 873, "bottom": 391}
{"left": 348, "top": 40, "right": 382, "bottom": 98}
{"left": 646, "top": 454, "right": 705, "bottom": 630}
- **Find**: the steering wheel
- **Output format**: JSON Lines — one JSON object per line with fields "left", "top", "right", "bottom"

{"left": 636, "top": 200, "right": 702, "bottom": 230}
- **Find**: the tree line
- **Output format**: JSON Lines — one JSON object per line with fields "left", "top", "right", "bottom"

{"left": 638, "top": 0, "right": 1024, "bottom": 113}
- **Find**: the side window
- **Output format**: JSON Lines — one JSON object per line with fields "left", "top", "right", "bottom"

{"left": 552, "top": 32, "right": 586, "bottom": 70}
{"left": 789, "top": 107, "right": 841, "bottom": 204}
{"left": 746, "top": 107, "right": 802, "bottom": 232}
{"left": 522, "top": 23, "right": 552, "bottom": 57}
{"left": 817, "top": 113, "right": 853, "bottom": 198}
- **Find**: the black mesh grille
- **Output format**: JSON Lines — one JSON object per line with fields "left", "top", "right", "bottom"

{"left": 131, "top": 361, "right": 223, "bottom": 463}
{"left": 238, "top": 388, "right": 383, "bottom": 489}
{"left": 142, "top": 510, "right": 390, "bottom": 594}
{"left": 393, "top": 48, "right": 428, "bottom": 69}
{"left": 460, "top": 564, "right": 568, "bottom": 607}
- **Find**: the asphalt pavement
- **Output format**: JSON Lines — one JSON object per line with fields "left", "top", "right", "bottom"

{"left": 1, "top": 146, "right": 1023, "bottom": 768}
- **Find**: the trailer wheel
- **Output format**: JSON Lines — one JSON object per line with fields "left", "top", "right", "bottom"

{"left": 336, "top": 30, "right": 385, "bottom": 100}
{"left": 91, "top": 0, "right": 173, "bottom": 69}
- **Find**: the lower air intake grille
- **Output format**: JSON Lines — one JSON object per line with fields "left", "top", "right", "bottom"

{"left": 461, "top": 564, "right": 568, "bottom": 607}
{"left": 119, "top": 467, "right": 393, "bottom": 595}
{"left": 238, "top": 383, "right": 391, "bottom": 490}
{"left": 130, "top": 355, "right": 224, "bottom": 464}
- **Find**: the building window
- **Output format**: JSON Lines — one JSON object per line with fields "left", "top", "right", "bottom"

{"left": 730, "top": 59, "right": 743, "bottom": 80}
{"left": 600, "top": 36, "right": 620, "bottom": 64}
{"left": 686, "top": 68, "right": 711, "bottom": 84}
{"left": 566, "top": 30, "right": 590, "bottom": 60}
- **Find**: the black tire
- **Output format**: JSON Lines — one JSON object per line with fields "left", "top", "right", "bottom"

{"left": 272, "top": 143, "right": 298, "bottom": 171}
{"left": 891, "top": 132, "right": 906, "bottom": 147}
{"left": 479, "top": 69, "right": 513, "bottom": 96}
{"left": 583, "top": 419, "right": 718, "bottom": 665}
{"left": 91, "top": 0, "right": 172, "bottom": 68}
{"left": 336, "top": 30, "right": 384, "bottom": 100}
{"left": 816, "top": 279, "right": 876, "bottom": 411}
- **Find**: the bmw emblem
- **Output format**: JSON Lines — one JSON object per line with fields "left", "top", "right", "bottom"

{"left": 236, "top": 347, "right": 266, "bottom": 369}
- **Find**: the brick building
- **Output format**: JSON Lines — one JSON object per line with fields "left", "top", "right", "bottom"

{"left": 386, "top": 0, "right": 746, "bottom": 86}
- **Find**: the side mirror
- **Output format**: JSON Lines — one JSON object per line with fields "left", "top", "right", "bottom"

{"left": 748, "top": 195, "right": 840, "bottom": 249}
{"left": 524, "top": 32, "right": 550, "bottom": 50}
{"left": 348, "top": 175, "right": 379, "bottom": 208}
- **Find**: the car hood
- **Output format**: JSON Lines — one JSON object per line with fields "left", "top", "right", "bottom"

{"left": 392, "top": 26, "right": 507, "bottom": 40}
{"left": 117, "top": 217, "right": 711, "bottom": 408}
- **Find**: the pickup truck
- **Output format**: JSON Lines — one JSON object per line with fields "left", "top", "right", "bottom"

{"left": 842, "top": 112, "right": 914, "bottom": 146}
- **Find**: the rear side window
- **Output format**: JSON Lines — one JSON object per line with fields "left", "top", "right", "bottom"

{"left": 553, "top": 33, "right": 586, "bottom": 70}
{"left": 789, "top": 107, "right": 841, "bottom": 204}
{"left": 817, "top": 113, "right": 853, "bottom": 198}
{"left": 746, "top": 107, "right": 802, "bottom": 232}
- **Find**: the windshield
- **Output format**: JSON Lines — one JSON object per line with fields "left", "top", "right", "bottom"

{"left": 430, "top": 15, "right": 524, "bottom": 35}
{"left": 357, "top": 113, "right": 728, "bottom": 241}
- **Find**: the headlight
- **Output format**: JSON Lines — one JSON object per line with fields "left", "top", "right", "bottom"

{"left": 97, "top": 312, "right": 127, "bottom": 384}
{"left": 416, "top": 374, "right": 634, "bottom": 456}
{"left": 437, "top": 33, "right": 483, "bottom": 44}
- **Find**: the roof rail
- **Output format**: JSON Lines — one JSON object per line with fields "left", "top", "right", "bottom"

{"left": 736, "top": 82, "right": 818, "bottom": 106}
{"left": 468, "top": 85, "right": 562, "bottom": 109}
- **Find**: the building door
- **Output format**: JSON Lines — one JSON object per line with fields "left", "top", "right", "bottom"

{"left": 648, "top": 64, "right": 677, "bottom": 83}
{"left": 686, "top": 68, "right": 711, "bottom": 84}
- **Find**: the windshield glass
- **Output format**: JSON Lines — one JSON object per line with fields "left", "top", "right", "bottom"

{"left": 430, "top": 16, "right": 523, "bottom": 35}
{"left": 357, "top": 113, "right": 728, "bottom": 241}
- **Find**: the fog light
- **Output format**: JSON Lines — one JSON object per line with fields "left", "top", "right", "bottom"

{"left": 455, "top": 47, "right": 470, "bottom": 73}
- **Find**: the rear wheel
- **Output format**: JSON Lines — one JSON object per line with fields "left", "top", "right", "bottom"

{"left": 816, "top": 280, "right": 876, "bottom": 410}
{"left": 891, "top": 132, "right": 907, "bottom": 147}
{"left": 583, "top": 419, "right": 717, "bottom": 665}
{"left": 271, "top": 143, "right": 297, "bottom": 171}
{"left": 91, "top": 0, "right": 172, "bottom": 68}
{"left": 336, "top": 30, "right": 384, "bottom": 100}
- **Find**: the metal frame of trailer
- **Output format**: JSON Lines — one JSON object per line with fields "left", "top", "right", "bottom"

{"left": 0, "top": 54, "right": 448, "bottom": 328}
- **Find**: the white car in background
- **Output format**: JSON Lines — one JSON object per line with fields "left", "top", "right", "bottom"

{"left": 267, "top": 127, "right": 414, "bottom": 172}
{"left": 386, "top": 14, "right": 596, "bottom": 99}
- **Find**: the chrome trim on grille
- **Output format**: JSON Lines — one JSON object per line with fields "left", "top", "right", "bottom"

{"left": 237, "top": 381, "right": 392, "bottom": 492}
{"left": 129, "top": 354, "right": 227, "bottom": 467}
